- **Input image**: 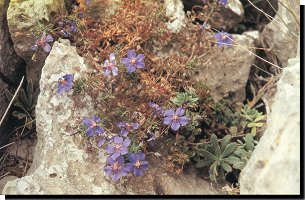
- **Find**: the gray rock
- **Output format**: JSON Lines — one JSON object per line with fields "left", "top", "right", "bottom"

{"left": 7, "top": 0, "right": 67, "bottom": 88}
{"left": 164, "top": 0, "right": 186, "bottom": 33}
{"left": 2, "top": 39, "right": 221, "bottom": 194}
{"left": 239, "top": 54, "right": 300, "bottom": 194}
{"left": 261, "top": 0, "right": 300, "bottom": 68}
{"left": 0, "top": 0, "right": 25, "bottom": 86}
{"left": 0, "top": 176, "right": 18, "bottom": 193}
{"left": 242, "top": 30, "right": 261, "bottom": 46}
{"left": 196, "top": 34, "right": 255, "bottom": 104}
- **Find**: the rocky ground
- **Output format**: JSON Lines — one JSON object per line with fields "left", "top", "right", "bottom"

{"left": 0, "top": 0, "right": 300, "bottom": 195}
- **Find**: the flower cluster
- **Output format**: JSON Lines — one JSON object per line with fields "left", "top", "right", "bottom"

{"left": 56, "top": 19, "right": 77, "bottom": 38}
{"left": 149, "top": 102, "right": 164, "bottom": 117}
{"left": 57, "top": 73, "right": 74, "bottom": 94}
{"left": 214, "top": 32, "right": 233, "bottom": 47}
{"left": 117, "top": 122, "right": 139, "bottom": 137}
{"left": 31, "top": 32, "right": 54, "bottom": 53}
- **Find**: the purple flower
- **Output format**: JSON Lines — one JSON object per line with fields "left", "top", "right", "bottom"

{"left": 149, "top": 102, "right": 164, "bottom": 116}
{"left": 82, "top": 115, "right": 105, "bottom": 137}
{"left": 163, "top": 107, "right": 189, "bottom": 131}
{"left": 215, "top": 32, "right": 233, "bottom": 46}
{"left": 58, "top": 20, "right": 77, "bottom": 38}
{"left": 125, "top": 152, "right": 149, "bottom": 176}
{"left": 57, "top": 73, "right": 74, "bottom": 94}
{"left": 85, "top": 0, "right": 91, "bottom": 4}
{"left": 103, "top": 53, "right": 118, "bottom": 76}
{"left": 106, "top": 136, "right": 131, "bottom": 160}
{"left": 121, "top": 50, "right": 145, "bottom": 73}
{"left": 218, "top": 0, "right": 228, "bottom": 6}
{"left": 31, "top": 32, "right": 53, "bottom": 52}
{"left": 104, "top": 156, "right": 128, "bottom": 182}
{"left": 97, "top": 131, "right": 107, "bottom": 147}
{"left": 117, "top": 122, "right": 139, "bottom": 137}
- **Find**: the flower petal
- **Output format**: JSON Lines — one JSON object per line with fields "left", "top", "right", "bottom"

{"left": 120, "top": 147, "right": 129, "bottom": 155}
{"left": 111, "top": 152, "right": 120, "bottom": 160}
{"left": 92, "top": 114, "right": 101, "bottom": 123}
{"left": 112, "top": 67, "right": 118, "bottom": 76}
{"left": 104, "top": 166, "right": 112, "bottom": 176}
{"left": 82, "top": 118, "right": 92, "bottom": 127}
{"left": 176, "top": 107, "right": 185, "bottom": 116}
{"left": 136, "top": 62, "right": 145, "bottom": 69}
{"left": 141, "top": 161, "right": 149, "bottom": 170}
{"left": 123, "top": 138, "right": 131, "bottom": 147}
{"left": 106, "top": 156, "right": 115, "bottom": 165}
{"left": 127, "top": 66, "right": 136, "bottom": 73}
{"left": 137, "top": 152, "right": 145, "bottom": 161}
{"left": 127, "top": 49, "right": 136, "bottom": 59}
{"left": 124, "top": 163, "right": 134, "bottom": 172}
{"left": 106, "top": 144, "right": 115, "bottom": 154}
{"left": 95, "top": 126, "right": 104, "bottom": 134}
{"left": 112, "top": 172, "right": 121, "bottom": 181}
{"left": 179, "top": 116, "right": 189, "bottom": 125}
{"left": 134, "top": 168, "right": 143, "bottom": 176}
{"left": 165, "top": 109, "right": 174, "bottom": 117}
{"left": 98, "top": 138, "right": 105, "bottom": 147}
{"left": 136, "top": 54, "right": 145, "bottom": 62}
{"left": 86, "top": 127, "right": 95, "bottom": 136}
{"left": 121, "top": 58, "right": 130, "bottom": 65}
{"left": 171, "top": 122, "right": 180, "bottom": 131}
{"left": 163, "top": 117, "right": 173, "bottom": 125}
{"left": 117, "top": 156, "right": 125, "bottom": 165}
{"left": 132, "top": 123, "right": 139, "bottom": 130}
{"left": 45, "top": 34, "right": 54, "bottom": 43}
{"left": 42, "top": 43, "right": 51, "bottom": 52}
{"left": 114, "top": 136, "right": 123, "bottom": 144}
{"left": 109, "top": 53, "right": 116, "bottom": 62}
{"left": 120, "top": 129, "right": 129, "bottom": 137}
{"left": 128, "top": 153, "right": 137, "bottom": 163}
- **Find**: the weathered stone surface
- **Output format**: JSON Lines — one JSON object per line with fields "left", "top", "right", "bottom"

{"left": 242, "top": 30, "right": 260, "bottom": 46}
{"left": 0, "top": 176, "right": 18, "bottom": 193}
{"left": 7, "top": 0, "right": 67, "bottom": 88}
{"left": 8, "top": 139, "right": 36, "bottom": 162}
{"left": 196, "top": 34, "right": 255, "bottom": 104}
{"left": 0, "top": 0, "right": 25, "bottom": 86}
{"left": 239, "top": 55, "right": 300, "bottom": 194}
{"left": 2, "top": 39, "right": 221, "bottom": 194}
{"left": 261, "top": 0, "right": 300, "bottom": 68}
{"left": 182, "top": 0, "right": 244, "bottom": 31}
{"left": 164, "top": 0, "right": 186, "bottom": 33}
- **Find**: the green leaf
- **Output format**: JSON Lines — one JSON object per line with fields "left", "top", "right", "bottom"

{"left": 27, "top": 79, "right": 33, "bottom": 96}
{"left": 195, "top": 159, "right": 214, "bottom": 168}
{"left": 20, "top": 89, "right": 28, "bottom": 105}
{"left": 255, "top": 122, "right": 264, "bottom": 127}
{"left": 220, "top": 135, "right": 232, "bottom": 151}
{"left": 234, "top": 148, "right": 248, "bottom": 157}
{"left": 221, "top": 142, "right": 237, "bottom": 158}
{"left": 32, "top": 88, "right": 40, "bottom": 105}
{"left": 197, "top": 149, "right": 218, "bottom": 161}
{"left": 251, "top": 127, "right": 257, "bottom": 136}
{"left": 221, "top": 162, "right": 232, "bottom": 172}
{"left": 229, "top": 126, "right": 237, "bottom": 136}
{"left": 215, "top": 146, "right": 221, "bottom": 158}
{"left": 247, "top": 122, "right": 255, "bottom": 128}
{"left": 210, "top": 134, "right": 218, "bottom": 151}
{"left": 14, "top": 102, "right": 25, "bottom": 110}
{"left": 233, "top": 161, "right": 246, "bottom": 170}
{"left": 254, "top": 115, "right": 265, "bottom": 122}
{"left": 5, "top": 89, "right": 14, "bottom": 102}
{"left": 244, "top": 133, "right": 254, "bottom": 150}
{"left": 223, "top": 156, "right": 240, "bottom": 165}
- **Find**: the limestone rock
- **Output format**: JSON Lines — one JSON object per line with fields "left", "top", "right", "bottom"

{"left": 261, "top": 0, "right": 300, "bottom": 68}
{"left": 164, "top": 0, "right": 186, "bottom": 33}
{"left": 239, "top": 55, "right": 300, "bottom": 194}
{"left": 0, "top": 176, "right": 18, "bottom": 193}
{"left": 0, "top": 0, "right": 25, "bottom": 86}
{"left": 242, "top": 30, "right": 260, "bottom": 46}
{"left": 2, "top": 39, "right": 221, "bottom": 194}
{"left": 7, "top": 0, "right": 67, "bottom": 88}
{"left": 196, "top": 34, "right": 255, "bottom": 104}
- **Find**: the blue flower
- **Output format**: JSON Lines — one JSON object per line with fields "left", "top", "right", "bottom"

{"left": 218, "top": 0, "right": 228, "bottom": 6}
{"left": 125, "top": 152, "right": 149, "bottom": 176}
{"left": 214, "top": 32, "right": 233, "bottom": 46}
{"left": 163, "top": 107, "right": 188, "bottom": 131}
{"left": 103, "top": 53, "right": 118, "bottom": 76}
{"left": 57, "top": 74, "right": 74, "bottom": 94}
{"left": 117, "top": 122, "right": 139, "bottom": 137}
{"left": 104, "top": 156, "right": 128, "bottom": 182}
{"left": 149, "top": 102, "right": 164, "bottom": 116}
{"left": 106, "top": 136, "right": 131, "bottom": 160}
{"left": 82, "top": 115, "right": 105, "bottom": 137}
{"left": 31, "top": 32, "right": 53, "bottom": 52}
{"left": 121, "top": 50, "right": 145, "bottom": 73}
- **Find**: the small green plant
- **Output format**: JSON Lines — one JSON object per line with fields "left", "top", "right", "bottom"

{"left": 233, "top": 133, "right": 258, "bottom": 169}
{"left": 240, "top": 105, "right": 266, "bottom": 136}
{"left": 5, "top": 80, "right": 40, "bottom": 129}
{"left": 194, "top": 134, "right": 240, "bottom": 182}
{"left": 170, "top": 89, "right": 199, "bottom": 109}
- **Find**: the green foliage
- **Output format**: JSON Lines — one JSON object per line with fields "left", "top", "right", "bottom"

{"left": 5, "top": 80, "right": 40, "bottom": 129}
{"left": 194, "top": 134, "right": 240, "bottom": 182}
{"left": 240, "top": 105, "right": 266, "bottom": 136}
{"left": 211, "top": 100, "right": 240, "bottom": 126}
{"left": 170, "top": 89, "right": 199, "bottom": 109}
{"left": 233, "top": 133, "right": 258, "bottom": 169}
